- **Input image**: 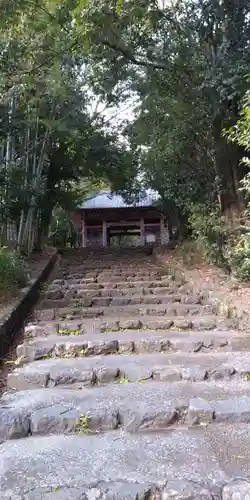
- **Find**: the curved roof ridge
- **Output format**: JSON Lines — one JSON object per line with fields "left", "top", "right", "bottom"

{"left": 78, "top": 189, "right": 160, "bottom": 210}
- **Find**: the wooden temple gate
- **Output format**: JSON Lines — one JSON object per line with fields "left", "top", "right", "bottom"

{"left": 71, "top": 190, "right": 168, "bottom": 248}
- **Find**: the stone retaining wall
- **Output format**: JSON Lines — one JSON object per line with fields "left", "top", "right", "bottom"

{"left": 0, "top": 251, "right": 59, "bottom": 363}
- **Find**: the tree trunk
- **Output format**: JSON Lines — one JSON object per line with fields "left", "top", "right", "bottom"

{"left": 36, "top": 161, "right": 57, "bottom": 250}
{"left": 36, "top": 202, "right": 54, "bottom": 250}
{"left": 214, "top": 121, "right": 245, "bottom": 220}
{"left": 167, "top": 220, "right": 173, "bottom": 241}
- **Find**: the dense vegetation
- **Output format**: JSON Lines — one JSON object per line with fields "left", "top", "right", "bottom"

{"left": 0, "top": 246, "right": 28, "bottom": 299}
{"left": 1, "top": 0, "right": 250, "bottom": 288}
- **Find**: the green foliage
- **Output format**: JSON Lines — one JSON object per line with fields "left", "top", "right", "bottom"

{"left": 224, "top": 84, "right": 250, "bottom": 281}
{"left": 228, "top": 232, "right": 250, "bottom": 281}
{"left": 48, "top": 207, "right": 76, "bottom": 248}
{"left": 75, "top": 414, "right": 90, "bottom": 434}
{"left": 74, "top": 0, "right": 250, "bottom": 223}
{"left": 226, "top": 88, "right": 250, "bottom": 155}
{"left": 188, "top": 205, "right": 229, "bottom": 267}
{"left": 173, "top": 240, "right": 204, "bottom": 268}
{"left": 226, "top": 85, "right": 250, "bottom": 199}
{"left": 0, "top": 246, "right": 28, "bottom": 295}
{"left": 1, "top": 0, "right": 250, "bottom": 255}
{"left": 0, "top": 0, "right": 140, "bottom": 254}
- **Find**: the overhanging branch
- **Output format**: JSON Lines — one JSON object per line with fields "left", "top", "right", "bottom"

{"left": 103, "top": 39, "right": 193, "bottom": 80}
{"left": 103, "top": 40, "right": 169, "bottom": 71}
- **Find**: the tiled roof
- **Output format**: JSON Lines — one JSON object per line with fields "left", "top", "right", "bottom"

{"left": 78, "top": 189, "right": 160, "bottom": 210}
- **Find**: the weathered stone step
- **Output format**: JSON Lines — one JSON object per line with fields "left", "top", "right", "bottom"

{"left": 44, "top": 292, "right": 204, "bottom": 307}
{"left": 70, "top": 256, "right": 152, "bottom": 263}
{"left": 1, "top": 428, "right": 250, "bottom": 499}
{"left": 59, "top": 272, "right": 165, "bottom": 282}
{"left": 81, "top": 287, "right": 195, "bottom": 298}
{"left": 61, "top": 248, "right": 150, "bottom": 257}
{"left": 59, "top": 304, "right": 214, "bottom": 317}
{"left": 7, "top": 351, "right": 250, "bottom": 390}
{"left": 26, "top": 320, "right": 238, "bottom": 339}
{"left": 3, "top": 381, "right": 250, "bottom": 440}
{"left": 92, "top": 294, "right": 204, "bottom": 306}
{"left": 59, "top": 274, "right": 172, "bottom": 283}
{"left": 56, "top": 263, "right": 157, "bottom": 274}
{"left": 46, "top": 284, "right": 196, "bottom": 298}
{"left": 97, "top": 270, "right": 163, "bottom": 278}
{"left": 15, "top": 329, "right": 244, "bottom": 365}
{"left": 58, "top": 266, "right": 163, "bottom": 275}
{"left": 59, "top": 266, "right": 164, "bottom": 276}
{"left": 59, "top": 259, "right": 159, "bottom": 265}
{"left": 51, "top": 279, "right": 187, "bottom": 290}
{"left": 48, "top": 283, "right": 190, "bottom": 297}
{"left": 31, "top": 309, "right": 230, "bottom": 333}
{"left": 35, "top": 309, "right": 224, "bottom": 330}
{"left": 95, "top": 274, "right": 167, "bottom": 283}
{"left": 40, "top": 303, "right": 214, "bottom": 319}
{"left": 60, "top": 268, "right": 155, "bottom": 277}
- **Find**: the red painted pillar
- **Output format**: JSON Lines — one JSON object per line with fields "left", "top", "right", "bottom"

{"left": 81, "top": 213, "right": 86, "bottom": 247}
{"left": 160, "top": 214, "right": 165, "bottom": 245}
{"left": 140, "top": 216, "right": 145, "bottom": 246}
{"left": 102, "top": 219, "right": 107, "bottom": 247}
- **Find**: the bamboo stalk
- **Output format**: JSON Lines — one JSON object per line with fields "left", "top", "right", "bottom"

{"left": 23, "top": 103, "right": 56, "bottom": 254}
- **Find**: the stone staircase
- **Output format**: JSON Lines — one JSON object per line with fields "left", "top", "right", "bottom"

{"left": 1, "top": 248, "right": 250, "bottom": 498}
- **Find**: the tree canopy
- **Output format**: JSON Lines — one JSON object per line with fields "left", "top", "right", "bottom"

{"left": 1, "top": 0, "right": 250, "bottom": 252}
{"left": 74, "top": 0, "right": 250, "bottom": 216}
{"left": 0, "top": 0, "right": 138, "bottom": 252}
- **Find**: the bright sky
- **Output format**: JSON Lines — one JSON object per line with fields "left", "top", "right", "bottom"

{"left": 88, "top": 92, "right": 137, "bottom": 134}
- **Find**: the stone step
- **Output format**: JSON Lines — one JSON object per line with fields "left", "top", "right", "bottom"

{"left": 58, "top": 260, "right": 154, "bottom": 267}
{"left": 49, "top": 282, "right": 190, "bottom": 295}
{"left": 58, "top": 263, "right": 163, "bottom": 270}
{"left": 35, "top": 309, "right": 224, "bottom": 329}
{"left": 4, "top": 381, "right": 250, "bottom": 439}
{"left": 59, "top": 254, "right": 156, "bottom": 262}
{"left": 97, "top": 270, "right": 163, "bottom": 278}
{"left": 60, "top": 272, "right": 165, "bottom": 282}
{"left": 7, "top": 351, "right": 250, "bottom": 390}
{"left": 57, "top": 262, "right": 157, "bottom": 273}
{"left": 51, "top": 279, "right": 186, "bottom": 290}
{"left": 44, "top": 279, "right": 195, "bottom": 298}
{"left": 85, "top": 299, "right": 207, "bottom": 310}
{"left": 82, "top": 287, "right": 194, "bottom": 298}
{"left": 95, "top": 274, "right": 166, "bottom": 283}
{"left": 39, "top": 302, "right": 214, "bottom": 318}
{"left": 64, "top": 304, "right": 214, "bottom": 317}
{"left": 58, "top": 269, "right": 158, "bottom": 277}
{"left": 59, "top": 266, "right": 164, "bottom": 275}
{"left": 1, "top": 427, "right": 250, "bottom": 499}
{"left": 31, "top": 309, "right": 230, "bottom": 332}
{"left": 92, "top": 295, "right": 204, "bottom": 306}
{"left": 14, "top": 329, "right": 245, "bottom": 365}
{"left": 61, "top": 247, "right": 150, "bottom": 256}
{"left": 58, "top": 254, "right": 143, "bottom": 260}
{"left": 60, "top": 275, "right": 171, "bottom": 285}
{"left": 26, "top": 321, "right": 238, "bottom": 339}
{"left": 44, "top": 291, "right": 204, "bottom": 306}
{"left": 3, "top": 248, "right": 250, "bottom": 496}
